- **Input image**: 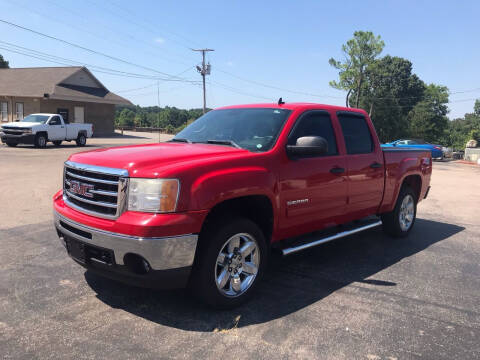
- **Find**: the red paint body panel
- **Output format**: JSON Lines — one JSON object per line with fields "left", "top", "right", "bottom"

{"left": 54, "top": 103, "right": 431, "bottom": 244}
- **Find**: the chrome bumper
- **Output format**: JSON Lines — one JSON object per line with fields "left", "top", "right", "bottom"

{"left": 54, "top": 211, "right": 198, "bottom": 271}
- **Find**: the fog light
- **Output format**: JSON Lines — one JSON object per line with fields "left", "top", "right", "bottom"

{"left": 123, "top": 253, "right": 151, "bottom": 275}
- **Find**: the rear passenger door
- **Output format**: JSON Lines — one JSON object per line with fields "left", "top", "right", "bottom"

{"left": 336, "top": 112, "right": 384, "bottom": 219}
{"left": 278, "top": 110, "right": 348, "bottom": 237}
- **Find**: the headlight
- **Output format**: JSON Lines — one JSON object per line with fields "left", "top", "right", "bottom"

{"left": 127, "top": 178, "right": 179, "bottom": 213}
{"left": 23, "top": 128, "right": 32, "bottom": 133}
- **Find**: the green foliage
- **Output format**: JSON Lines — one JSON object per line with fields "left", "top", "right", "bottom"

{"left": 355, "top": 56, "right": 425, "bottom": 142}
{"left": 116, "top": 109, "right": 135, "bottom": 127}
{"left": 474, "top": 99, "right": 480, "bottom": 116}
{"left": 0, "top": 54, "right": 8, "bottom": 68}
{"left": 115, "top": 105, "right": 205, "bottom": 133}
{"left": 408, "top": 84, "right": 449, "bottom": 143}
{"left": 469, "top": 129, "right": 480, "bottom": 141}
{"left": 329, "top": 31, "right": 385, "bottom": 107}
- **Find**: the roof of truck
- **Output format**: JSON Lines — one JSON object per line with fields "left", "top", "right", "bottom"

{"left": 216, "top": 102, "right": 368, "bottom": 115}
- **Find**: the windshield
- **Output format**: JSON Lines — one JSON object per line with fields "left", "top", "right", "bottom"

{"left": 21, "top": 115, "right": 50, "bottom": 123}
{"left": 174, "top": 108, "right": 291, "bottom": 152}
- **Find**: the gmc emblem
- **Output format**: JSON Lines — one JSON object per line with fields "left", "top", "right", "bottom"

{"left": 70, "top": 180, "right": 94, "bottom": 198}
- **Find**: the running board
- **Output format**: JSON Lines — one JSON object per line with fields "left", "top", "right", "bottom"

{"left": 281, "top": 220, "right": 382, "bottom": 256}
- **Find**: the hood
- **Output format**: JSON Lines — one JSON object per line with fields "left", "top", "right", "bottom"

{"left": 2, "top": 122, "right": 41, "bottom": 129}
{"left": 69, "top": 142, "right": 250, "bottom": 177}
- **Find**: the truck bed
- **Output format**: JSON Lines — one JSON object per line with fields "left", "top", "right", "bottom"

{"left": 380, "top": 147, "right": 432, "bottom": 214}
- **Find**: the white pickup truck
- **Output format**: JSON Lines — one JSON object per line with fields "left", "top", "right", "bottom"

{"left": 0, "top": 113, "right": 93, "bottom": 148}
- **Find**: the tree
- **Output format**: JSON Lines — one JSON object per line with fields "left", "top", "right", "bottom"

{"left": 409, "top": 84, "right": 449, "bottom": 143}
{"left": 116, "top": 108, "right": 135, "bottom": 127}
{"left": 474, "top": 99, "right": 480, "bottom": 116}
{"left": 0, "top": 54, "right": 9, "bottom": 68}
{"left": 329, "top": 31, "right": 385, "bottom": 107}
{"left": 356, "top": 56, "right": 425, "bottom": 141}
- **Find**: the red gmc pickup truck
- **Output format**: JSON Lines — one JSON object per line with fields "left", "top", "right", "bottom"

{"left": 53, "top": 102, "right": 432, "bottom": 308}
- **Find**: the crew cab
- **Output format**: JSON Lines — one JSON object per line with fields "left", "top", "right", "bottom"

{"left": 53, "top": 102, "right": 432, "bottom": 308}
{"left": 1, "top": 113, "right": 93, "bottom": 148}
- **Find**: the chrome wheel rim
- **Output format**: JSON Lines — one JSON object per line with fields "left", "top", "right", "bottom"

{"left": 38, "top": 136, "right": 46, "bottom": 147}
{"left": 79, "top": 136, "right": 86, "bottom": 145}
{"left": 214, "top": 233, "right": 260, "bottom": 297}
{"left": 399, "top": 194, "right": 415, "bottom": 231}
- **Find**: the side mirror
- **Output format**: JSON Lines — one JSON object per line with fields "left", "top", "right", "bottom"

{"left": 286, "top": 136, "right": 328, "bottom": 157}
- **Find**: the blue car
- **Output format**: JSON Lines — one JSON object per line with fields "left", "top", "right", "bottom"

{"left": 382, "top": 139, "right": 444, "bottom": 159}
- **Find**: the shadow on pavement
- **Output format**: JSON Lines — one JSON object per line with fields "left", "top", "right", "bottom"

{"left": 85, "top": 218, "right": 464, "bottom": 331}
{"left": 99, "top": 133, "right": 151, "bottom": 139}
{"left": 3, "top": 143, "right": 96, "bottom": 150}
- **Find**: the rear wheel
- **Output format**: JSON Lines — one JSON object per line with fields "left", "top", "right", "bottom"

{"left": 53, "top": 140, "right": 62, "bottom": 146}
{"left": 6, "top": 142, "right": 17, "bottom": 147}
{"left": 76, "top": 134, "right": 86, "bottom": 146}
{"left": 381, "top": 185, "right": 417, "bottom": 237}
{"left": 191, "top": 217, "right": 267, "bottom": 308}
{"left": 34, "top": 134, "right": 47, "bottom": 148}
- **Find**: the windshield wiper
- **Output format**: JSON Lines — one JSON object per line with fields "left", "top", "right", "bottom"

{"left": 169, "top": 138, "right": 192, "bottom": 144}
{"left": 206, "top": 139, "right": 242, "bottom": 149}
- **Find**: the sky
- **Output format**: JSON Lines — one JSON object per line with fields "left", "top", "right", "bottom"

{"left": 0, "top": 0, "right": 479, "bottom": 119}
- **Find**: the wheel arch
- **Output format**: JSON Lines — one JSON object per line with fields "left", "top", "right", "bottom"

{"left": 401, "top": 174, "right": 422, "bottom": 202}
{"left": 199, "top": 195, "right": 274, "bottom": 246}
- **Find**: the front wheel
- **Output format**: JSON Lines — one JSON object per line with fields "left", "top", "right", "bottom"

{"left": 34, "top": 134, "right": 47, "bottom": 148}
{"left": 381, "top": 185, "right": 417, "bottom": 238}
{"left": 76, "top": 134, "right": 86, "bottom": 146}
{"left": 191, "top": 218, "right": 268, "bottom": 309}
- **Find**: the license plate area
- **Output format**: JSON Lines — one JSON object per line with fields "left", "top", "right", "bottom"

{"left": 65, "top": 236, "right": 115, "bottom": 266}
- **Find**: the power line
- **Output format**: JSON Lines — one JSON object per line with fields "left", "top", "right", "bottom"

{"left": 210, "top": 81, "right": 275, "bottom": 101}
{"left": 0, "top": 42, "right": 201, "bottom": 84}
{"left": 216, "top": 68, "right": 344, "bottom": 99}
{"left": 115, "top": 67, "right": 195, "bottom": 93}
{"left": 0, "top": 18, "right": 193, "bottom": 81}
{"left": 104, "top": 0, "right": 202, "bottom": 50}
{"left": 7, "top": 0, "right": 193, "bottom": 68}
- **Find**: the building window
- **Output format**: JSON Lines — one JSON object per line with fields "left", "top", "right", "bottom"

{"left": 1, "top": 102, "right": 7, "bottom": 122}
{"left": 15, "top": 102, "right": 24, "bottom": 121}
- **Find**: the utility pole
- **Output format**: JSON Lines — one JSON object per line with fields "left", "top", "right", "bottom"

{"left": 193, "top": 48, "right": 214, "bottom": 114}
{"left": 157, "top": 80, "right": 161, "bottom": 142}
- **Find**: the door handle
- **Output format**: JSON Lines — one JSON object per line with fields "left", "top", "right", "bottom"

{"left": 61, "top": 126, "right": 65, "bottom": 128}
{"left": 370, "top": 162, "right": 382, "bottom": 169}
{"left": 330, "top": 167, "right": 345, "bottom": 174}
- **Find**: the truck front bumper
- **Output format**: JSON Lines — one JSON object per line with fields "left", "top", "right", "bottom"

{"left": 54, "top": 210, "right": 198, "bottom": 289}
{"left": 0, "top": 132, "right": 35, "bottom": 145}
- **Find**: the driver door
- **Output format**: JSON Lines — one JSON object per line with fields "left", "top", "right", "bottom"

{"left": 278, "top": 110, "right": 348, "bottom": 238}
{"left": 47, "top": 116, "right": 65, "bottom": 140}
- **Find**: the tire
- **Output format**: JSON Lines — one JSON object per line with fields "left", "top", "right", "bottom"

{"left": 6, "top": 142, "right": 17, "bottom": 147}
{"left": 381, "top": 185, "right": 417, "bottom": 238}
{"left": 34, "top": 134, "right": 47, "bottom": 148}
{"left": 191, "top": 217, "right": 268, "bottom": 309}
{"left": 76, "top": 133, "right": 86, "bottom": 146}
{"left": 53, "top": 140, "right": 62, "bottom": 146}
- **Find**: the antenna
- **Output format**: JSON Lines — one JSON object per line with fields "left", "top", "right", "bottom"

{"left": 278, "top": 97, "right": 285, "bottom": 105}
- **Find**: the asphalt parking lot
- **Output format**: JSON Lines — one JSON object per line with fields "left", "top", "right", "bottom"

{"left": 1, "top": 135, "right": 479, "bottom": 359}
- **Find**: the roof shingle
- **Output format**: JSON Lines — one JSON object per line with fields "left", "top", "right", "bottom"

{"left": 0, "top": 66, "right": 132, "bottom": 105}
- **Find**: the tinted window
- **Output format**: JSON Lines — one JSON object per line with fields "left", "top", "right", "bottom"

{"left": 175, "top": 108, "right": 291, "bottom": 152}
{"left": 289, "top": 111, "right": 338, "bottom": 156}
{"left": 338, "top": 113, "right": 374, "bottom": 154}
{"left": 49, "top": 116, "right": 61, "bottom": 125}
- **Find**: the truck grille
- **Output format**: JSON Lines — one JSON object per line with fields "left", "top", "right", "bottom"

{"left": 63, "top": 161, "right": 129, "bottom": 219}
{"left": 2, "top": 127, "right": 28, "bottom": 135}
